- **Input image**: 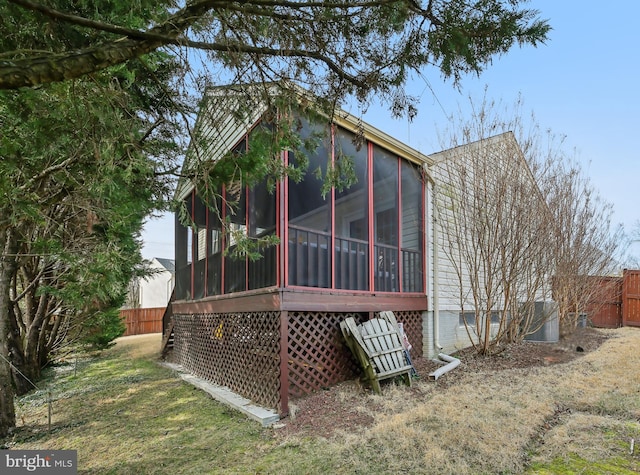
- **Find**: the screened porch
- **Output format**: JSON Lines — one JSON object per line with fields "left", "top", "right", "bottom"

{"left": 174, "top": 116, "right": 426, "bottom": 303}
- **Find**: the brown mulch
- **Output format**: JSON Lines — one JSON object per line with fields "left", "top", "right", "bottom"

{"left": 274, "top": 327, "right": 610, "bottom": 439}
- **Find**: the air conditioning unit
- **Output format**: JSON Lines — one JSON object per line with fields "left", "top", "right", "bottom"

{"left": 524, "top": 301, "right": 559, "bottom": 342}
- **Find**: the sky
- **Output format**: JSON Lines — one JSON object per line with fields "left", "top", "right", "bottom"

{"left": 140, "top": 0, "right": 640, "bottom": 261}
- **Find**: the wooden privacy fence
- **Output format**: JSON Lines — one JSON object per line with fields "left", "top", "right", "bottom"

{"left": 586, "top": 270, "right": 640, "bottom": 328}
{"left": 622, "top": 269, "right": 640, "bottom": 327}
{"left": 120, "top": 307, "right": 165, "bottom": 336}
{"left": 585, "top": 276, "right": 623, "bottom": 328}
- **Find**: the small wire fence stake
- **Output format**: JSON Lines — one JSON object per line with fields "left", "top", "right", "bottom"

{"left": 48, "top": 389, "right": 52, "bottom": 432}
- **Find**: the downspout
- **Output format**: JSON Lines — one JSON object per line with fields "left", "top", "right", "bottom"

{"left": 423, "top": 165, "right": 442, "bottom": 353}
{"left": 428, "top": 353, "right": 460, "bottom": 381}
{"left": 424, "top": 163, "right": 459, "bottom": 381}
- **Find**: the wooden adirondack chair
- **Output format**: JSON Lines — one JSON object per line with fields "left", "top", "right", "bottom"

{"left": 340, "top": 311, "right": 414, "bottom": 394}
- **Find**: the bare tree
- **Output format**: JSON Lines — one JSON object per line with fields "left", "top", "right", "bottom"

{"left": 621, "top": 222, "right": 640, "bottom": 268}
{"left": 433, "top": 130, "right": 554, "bottom": 355}
{"left": 530, "top": 149, "right": 622, "bottom": 335}
{"left": 433, "top": 94, "right": 621, "bottom": 354}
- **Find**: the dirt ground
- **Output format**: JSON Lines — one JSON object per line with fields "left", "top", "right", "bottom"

{"left": 275, "top": 327, "right": 610, "bottom": 439}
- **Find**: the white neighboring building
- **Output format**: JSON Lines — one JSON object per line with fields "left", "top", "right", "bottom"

{"left": 125, "top": 257, "right": 175, "bottom": 309}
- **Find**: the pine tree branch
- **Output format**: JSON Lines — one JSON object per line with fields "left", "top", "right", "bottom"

{"left": 1, "top": 0, "right": 220, "bottom": 88}
{"left": 2, "top": 0, "right": 408, "bottom": 89}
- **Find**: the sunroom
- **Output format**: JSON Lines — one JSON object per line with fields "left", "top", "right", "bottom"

{"left": 169, "top": 87, "right": 431, "bottom": 415}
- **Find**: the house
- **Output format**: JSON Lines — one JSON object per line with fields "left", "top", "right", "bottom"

{"left": 166, "top": 85, "right": 546, "bottom": 414}
{"left": 125, "top": 257, "right": 175, "bottom": 309}
{"left": 121, "top": 257, "right": 175, "bottom": 335}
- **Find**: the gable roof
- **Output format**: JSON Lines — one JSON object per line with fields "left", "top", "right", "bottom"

{"left": 428, "top": 131, "right": 543, "bottom": 192}
{"left": 176, "top": 83, "right": 433, "bottom": 201}
{"left": 428, "top": 131, "right": 553, "bottom": 228}
{"left": 154, "top": 257, "right": 175, "bottom": 273}
{"left": 429, "top": 131, "right": 521, "bottom": 165}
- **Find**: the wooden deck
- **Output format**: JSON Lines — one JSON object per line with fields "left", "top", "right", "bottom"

{"left": 171, "top": 287, "right": 427, "bottom": 315}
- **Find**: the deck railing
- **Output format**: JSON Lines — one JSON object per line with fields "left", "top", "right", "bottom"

{"left": 288, "top": 226, "right": 331, "bottom": 288}
{"left": 334, "top": 236, "right": 369, "bottom": 290}
{"left": 289, "top": 226, "right": 421, "bottom": 292}
{"left": 288, "top": 226, "right": 370, "bottom": 290}
{"left": 402, "top": 247, "right": 423, "bottom": 292}
{"left": 176, "top": 225, "right": 422, "bottom": 298}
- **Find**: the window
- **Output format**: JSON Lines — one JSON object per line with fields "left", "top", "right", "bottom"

{"left": 248, "top": 178, "right": 276, "bottom": 290}
{"left": 401, "top": 160, "right": 423, "bottom": 292}
{"left": 186, "top": 227, "right": 193, "bottom": 265}
{"left": 192, "top": 195, "right": 207, "bottom": 299}
{"left": 224, "top": 181, "right": 247, "bottom": 294}
{"left": 459, "top": 311, "right": 501, "bottom": 326}
{"left": 287, "top": 117, "right": 331, "bottom": 288}
{"left": 288, "top": 117, "right": 330, "bottom": 228}
{"left": 376, "top": 208, "right": 397, "bottom": 246}
{"left": 175, "top": 193, "right": 193, "bottom": 300}
{"left": 349, "top": 217, "right": 367, "bottom": 241}
{"left": 207, "top": 193, "right": 223, "bottom": 296}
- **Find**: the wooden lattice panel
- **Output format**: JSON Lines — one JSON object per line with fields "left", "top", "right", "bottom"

{"left": 172, "top": 309, "right": 424, "bottom": 411}
{"left": 173, "top": 312, "right": 280, "bottom": 409}
{"left": 287, "top": 311, "right": 367, "bottom": 397}
{"left": 390, "top": 310, "right": 424, "bottom": 358}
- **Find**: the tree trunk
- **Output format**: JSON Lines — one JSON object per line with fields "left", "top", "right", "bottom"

{"left": 13, "top": 323, "right": 43, "bottom": 396}
{"left": 10, "top": 292, "right": 50, "bottom": 395}
{"left": 0, "top": 229, "right": 16, "bottom": 437}
{"left": 5, "top": 301, "right": 35, "bottom": 396}
{"left": 9, "top": 336, "right": 40, "bottom": 396}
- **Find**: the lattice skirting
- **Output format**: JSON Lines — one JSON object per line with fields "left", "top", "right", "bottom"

{"left": 393, "top": 310, "right": 424, "bottom": 357}
{"left": 287, "top": 311, "right": 366, "bottom": 398}
{"left": 172, "top": 312, "right": 281, "bottom": 410}
{"left": 172, "top": 310, "right": 424, "bottom": 414}
{"left": 286, "top": 310, "right": 422, "bottom": 397}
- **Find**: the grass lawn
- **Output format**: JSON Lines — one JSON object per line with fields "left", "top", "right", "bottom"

{"left": 3, "top": 329, "right": 640, "bottom": 474}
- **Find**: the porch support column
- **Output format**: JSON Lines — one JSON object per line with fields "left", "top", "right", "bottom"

{"left": 278, "top": 310, "right": 290, "bottom": 416}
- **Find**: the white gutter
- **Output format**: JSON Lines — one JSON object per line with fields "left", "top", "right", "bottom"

{"left": 423, "top": 165, "right": 442, "bottom": 352}
{"left": 428, "top": 353, "right": 460, "bottom": 381}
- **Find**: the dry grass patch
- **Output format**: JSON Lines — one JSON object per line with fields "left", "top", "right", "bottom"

{"left": 284, "top": 328, "right": 640, "bottom": 474}
{"left": 323, "top": 369, "right": 559, "bottom": 474}
{"left": 3, "top": 328, "right": 640, "bottom": 474}
{"left": 531, "top": 412, "right": 640, "bottom": 463}
{"left": 551, "top": 330, "right": 640, "bottom": 419}
{"left": 112, "top": 333, "right": 162, "bottom": 360}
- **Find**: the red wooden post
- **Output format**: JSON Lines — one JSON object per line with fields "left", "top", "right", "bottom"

{"left": 330, "top": 124, "right": 336, "bottom": 290}
{"left": 397, "top": 156, "right": 403, "bottom": 292}
{"left": 279, "top": 310, "right": 289, "bottom": 416}
{"left": 280, "top": 150, "right": 288, "bottom": 288}
{"left": 367, "top": 142, "right": 375, "bottom": 292}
